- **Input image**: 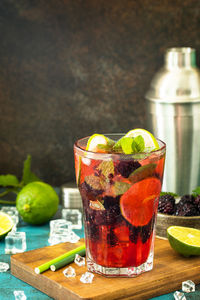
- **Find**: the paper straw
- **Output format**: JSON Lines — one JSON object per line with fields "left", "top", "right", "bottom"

{"left": 50, "top": 247, "right": 86, "bottom": 271}
{"left": 34, "top": 244, "right": 85, "bottom": 274}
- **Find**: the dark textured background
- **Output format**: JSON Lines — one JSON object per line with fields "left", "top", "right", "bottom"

{"left": 1, "top": 0, "right": 200, "bottom": 186}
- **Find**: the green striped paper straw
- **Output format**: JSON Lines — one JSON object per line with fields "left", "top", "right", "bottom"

{"left": 50, "top": 247, "right": 86, "bottom": 271}
{"left": 34, "top": 244, "right": 85, "bottom": 274}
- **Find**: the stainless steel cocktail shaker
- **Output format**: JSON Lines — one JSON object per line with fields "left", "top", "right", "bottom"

{"left": 146, "top": 47, "right": 200, "bottom": 196}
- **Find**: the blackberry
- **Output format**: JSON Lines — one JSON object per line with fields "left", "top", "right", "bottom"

{"left": 103, "top": 195, "right": 120, "bottom": 209}
{"left": 175, "top": 202, "right": 199, "bottom": 216}
{"left": 107, "top": 227, "right": 118, "bottom": 246}
{"left": 179, "top": 194, "right": 195, "bottom": 205}
{"left": 129, "top": 225, "right": 140, "bottom": 244}
{"left": 115, "top": 160, "right": 141, "bottom": 178}
{"left": 141, "top": 215, "right": 155, "bottom": 244}
{"left": 87, "top": 223, "right": 99, "bottom": 241}
{"left": 158, "top": 194, "right": 175, "bottom": 215}
{"left": 194, "top": 195, "right": 200, "bottom": 212}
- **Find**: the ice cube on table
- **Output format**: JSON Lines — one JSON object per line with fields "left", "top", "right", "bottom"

{"left": 63, "top": 266, "right": 76, "bottom": 278}
{"left": 182, "top": 280, "right": 195, "bottom": 293}
{"left": 62, "top": 208, "right": 82, "bottom": 229}
{"left": 80, "top": 272, "right": 94, "bottom": 284}
{"left": 173, "top": 291, "right": 186, "bottom": 300}
{"left": 49, "top": 219, "right": 72, "bottom": 233}
{"left": 1, "top": 206, "right": 18, "bottom": 215}
{"left": 0, "top": 262, "right": 9, "bottom": 272}
{"left": 5, "top": 231, "right": 26, "bottom": 254}
{"left": 13, "top": 290, "right": 27, "bottom": 300}
{"left": 48, "top": 229, "right": 80, "bottom": 245}
{"left": 74, "top": 254, "right": 85, "bottom": 267}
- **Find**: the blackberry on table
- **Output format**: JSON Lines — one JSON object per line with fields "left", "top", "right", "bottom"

{"left": 115, "top": 160, "right": 141, "bottom": 178}
{"left": 158, "top": 194, "right": 175, "bottom": 215}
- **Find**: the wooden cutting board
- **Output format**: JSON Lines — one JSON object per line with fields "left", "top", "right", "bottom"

{"left": 11, "top": 238, "right": 200, "bottom": 300}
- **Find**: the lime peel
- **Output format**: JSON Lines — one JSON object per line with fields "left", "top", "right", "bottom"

{"left": 167, "top": 226, "right": 200, "bottom": 257}
{"left": 0, "top": 212, "right": 14, "bottom": 239}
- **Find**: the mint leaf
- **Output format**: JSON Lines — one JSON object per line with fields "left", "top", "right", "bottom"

{"left": 114, "top": 181, "right": 131, "bottom": 196}
{"left": 192, "top": 186, "right": 200, "bottom": 197}
{"left": 0, "top": 175, "right": 19, "bottom": 187}
{"left": 121, "top": 137, "right": 134, "bottom": 154}
{"left": 97, "top": 160, "right": 114, "bottom": 178}
{"left": 160, "top": 191, "right": 178, "bottom": 197}
{"left": 134, "top": 135, "right": 145, "bottom": 152}
{"left": 22, "top": 155, "right": 40, "bottom": 185}
{"left": 85, "top": 175, "right": 104, "bottom": 190}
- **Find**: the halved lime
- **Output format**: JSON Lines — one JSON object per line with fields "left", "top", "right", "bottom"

{"left": 86, "top": 134, "right": 113, "bottom": 153}
{"left": 0, "top": 212, "right": 14, "bottom": 240}
{"left": 125, "top": 128, "right": 160, "bottom": 151}
{"left": 167, "top": 226, "right": 200, "bottom": 257}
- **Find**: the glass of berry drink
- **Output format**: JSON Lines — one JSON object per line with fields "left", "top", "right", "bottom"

{"left": 74, "top": 132, "right": 166, "bottom": 277}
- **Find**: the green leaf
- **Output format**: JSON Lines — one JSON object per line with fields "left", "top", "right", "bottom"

{"left": 0, "top": 175, "right": 19, "bottom": 187}
{"left": 121, "top": 137, "right": 134, "bottom": 154}
{"left": 22, "top": 155, "right": 40, "bottom": 185}
{"left": 97, "top": 160, "right": 114, "bottom": 178}
{"left": 160, "top": 191, "right": 178, "bottom": 197}
{"left": 114, "top": 181, "right": 131, "bottom": 196}
{"left": 134, "top": 135, "right": 145, "bottom": 152}
{"left": 192, "top": 186, "right": 200, "bottom": 197}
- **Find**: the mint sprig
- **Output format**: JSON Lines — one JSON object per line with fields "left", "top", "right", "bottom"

{"left": 0, "top": 154, "right": 41, "bottom": 203}
{"left": 192, "top": 186, "right": 200, "bottom": 197}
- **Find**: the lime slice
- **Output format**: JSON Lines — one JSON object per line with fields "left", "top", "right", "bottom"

{"left": 125, "top": 128, "right": 160, "bottom": 151}
{"left": 0, "top": 212, "right": 14, "bottom": 240}
{"left": 86, "top": 134, "right": 111, "bottom": 153}
{"left": 167, "top": 226, "right": 200, "bottom": 257}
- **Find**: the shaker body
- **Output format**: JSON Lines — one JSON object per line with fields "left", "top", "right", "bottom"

{"left": 147, "top": 100, "right": 200, "bottom": 195}
{"left": 146, "top": 48, "right": 200, "bottom": 196}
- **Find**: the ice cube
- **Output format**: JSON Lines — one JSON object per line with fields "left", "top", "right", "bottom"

{"left": 48, "top": 228, "right": 72, "bottom": 245}
{"left": 5, "top": 231, "right": 26, "bottom": 254}
{"left": 62, "top": 208, "right": 82, "bottom": 229}
{"left": 63, "top": 266, "right": 76, "bottom": 278}
{"left": 48, "top": 228, "right": 80, "bottom": 245}
{"left": 182, "top": 280, "right": 195, "bottom": 293}
{"left": 173, "top": 291, "right": 186, "bottom": 300}
{"left": 13, "top": 290, "right": 27, "bottom": 300}
{"left": 0, "top": 262, "right": 9, "bottom": 272}
{"left": 68, "top": 231, "right": 80, "bottom": 243}
{"left": 80, "top": 272, "right": 94, "bottom": 284}
{"left": 74, "top": 254, "right": 85, "bottom": 267}
{"left": 1, "top": 206, "right": 18, "bottom": 215}
{"left": 50, "top": 219, "right": 71, "bottom": 232}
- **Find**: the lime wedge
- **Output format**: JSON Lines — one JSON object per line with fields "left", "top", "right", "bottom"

{"left": 0, "top": 212, "right": 14, "bottom": 240}
{"left": 86, "top": 134, "right": 111, "bottom": 153}
{"left": 167, "top": 226, "right": 200, "bottom": 257}
{"left": 125, "top": 128, "right": 160, "bottom": 151}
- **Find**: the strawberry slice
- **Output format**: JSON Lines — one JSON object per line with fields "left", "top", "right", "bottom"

{"left": 120, "top": 177, "right": 161, "bottom": 226}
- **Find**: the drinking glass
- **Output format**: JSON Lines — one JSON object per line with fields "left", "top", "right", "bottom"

{"left": 74, "top": 134, "right": 166, "bottom": 277}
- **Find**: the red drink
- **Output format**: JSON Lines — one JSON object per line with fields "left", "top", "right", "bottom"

{"left": 74, "top": 133, "right": 166, "bottom": 277}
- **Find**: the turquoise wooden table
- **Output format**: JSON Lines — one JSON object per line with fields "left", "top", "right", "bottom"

{"left": 0, "top": 208, "right": 199, "bottom": 300}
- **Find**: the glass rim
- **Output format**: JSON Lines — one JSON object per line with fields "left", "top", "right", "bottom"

{"left": 74, "top": 133, "right": 166, "bottom": 159}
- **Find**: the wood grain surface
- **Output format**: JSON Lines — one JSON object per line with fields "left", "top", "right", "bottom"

{"left": 11, "top": 238, "right": 200, "bottom": 300}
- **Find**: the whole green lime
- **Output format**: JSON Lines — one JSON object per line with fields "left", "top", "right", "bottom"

{"left": 16, "top": 181, "right": 59, "bottom": 225}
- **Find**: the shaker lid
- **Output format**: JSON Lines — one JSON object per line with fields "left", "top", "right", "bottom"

{"left": 146, "top": 47, "right": 200, "bottom": 103}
